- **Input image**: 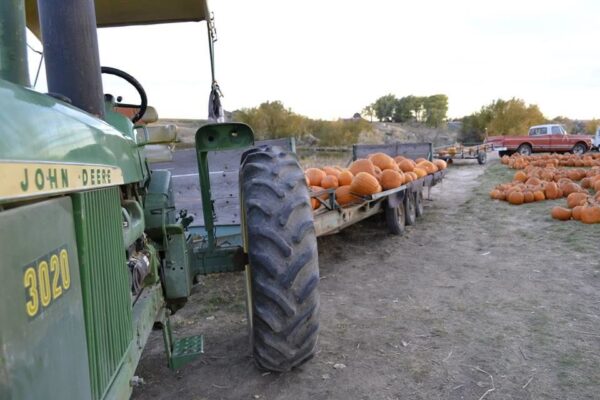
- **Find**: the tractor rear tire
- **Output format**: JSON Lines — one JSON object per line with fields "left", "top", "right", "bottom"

{"left": 240, "top": 145, "right": 320, "bottom": 372}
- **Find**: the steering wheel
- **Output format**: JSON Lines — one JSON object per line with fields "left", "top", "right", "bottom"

{"left": 101, "top": 66, "right": 148, "bottom": 124}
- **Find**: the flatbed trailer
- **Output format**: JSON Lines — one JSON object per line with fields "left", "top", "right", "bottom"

{"left": 311, "top": 142, "right": 446, "bottom": 236}
{"left": 435, "top": 143, "right": 506, "bottom": 165}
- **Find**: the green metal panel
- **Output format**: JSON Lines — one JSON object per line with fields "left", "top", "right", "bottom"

{"left": 72, "top": 187, "right": 133, "bottom": 400}
{"left": 144, "top": 169, "right": 176, "bottom": 240}
{"left": 0, "top": 0, "right": 30, "bottom": 86}
{"left": 0, "top": 197, "right": 92, "bottom": 400}
{"left": 163, "top": 225, "right": 192, "bottom": 299}
{"left": 0, "top": 78, "right": 145, "bottom": 198}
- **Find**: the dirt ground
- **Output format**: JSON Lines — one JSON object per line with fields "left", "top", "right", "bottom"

{"left": 133, "top": 157, "right": 600, "bottom": 400}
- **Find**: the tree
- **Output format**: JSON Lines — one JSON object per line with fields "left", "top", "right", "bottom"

{"left": 361, "top": 104, "right": 375, "bottom": 122}
{"left": 233, "top": 101, "right": 373, "bottom": 146}
{"left": 486, "top": 98, "right": 546, "bottom": 135}
{"left": 373, "top": 94, "right": 397, "bottom": 122}
{"left": 423, "top": 94, "right": 448, "bottom": 127}
{"left": 585, "top": 119, "right": 599, "bottom": 135}
{"left": 393, "top": 95, "right": 418, "bottom": 123}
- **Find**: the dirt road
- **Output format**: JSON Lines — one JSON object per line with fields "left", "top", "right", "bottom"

{"left": 133, "top": 159, "right": 600, "bottom": 400}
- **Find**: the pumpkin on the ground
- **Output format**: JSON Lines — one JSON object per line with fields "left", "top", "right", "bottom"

{"left": 551, "top": 206, "right": 572, "bottom": 221}
{"left": 580, "top": 206, "right": 600, "bottom": 224}
{"left": 507, "top": 191, "right": 524, "bottom": 205}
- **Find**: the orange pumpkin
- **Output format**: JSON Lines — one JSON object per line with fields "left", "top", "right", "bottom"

{"left": 544, "top": 182, "right": 559, "bottom": 200}
{"left": 489, "top": 189, "right": 503, "bottom": 200}
{"left": 305, "top": 168, "right": 326, "bottom": 186}
{"left": 514, "top": 171, "right": 528, "bottom": 183}
{"left": 369, "top": 152, "right": 397, "bottom": 171}
{"left": 507, "top": 191, "right": 524, "bottom": 205}
{"left": 335, "top": 185, "right": 360, "bottom": 207}
{"left": 338, "top": 170, "right": 354, "bottom": 186}
{"left": 321, "top": 175, "right": 339, "bottom": 190}
{"left": 380, "top": 170, "right": 405, "bottom": 190}
{"left": 533, "top": 190, "right": 545, "bottom": 202}
{"left": 551, "top": 206, "right": 572, "bottom": 221}
{"left": 310, "top": 197, "right": 320, "bottom": 210}
{"left": 350, "top": 172, "right": 382, "bottom": 196}
{"left": 523, "top": 191, "right": 535, "bottom": 203}
{"left": 567, "top": 192, "right": 588, "bottom": 209}
{"left": 349, "top": 159, "right": 376, "bottom": 177}
{"left": 572, "top": 205, "right": 584, "bottom": 221}
{"left": 580, "top": 206, "right": 600, "bottom": 224}
{"left": 433, "top": 159, "right": 447, "bottom": 170}
{"left": 417, "top": 160, "right": 437, "bottom": 174}
{"left": 413, "top": 167, "right": 427, "bottom": 178}
{"left": 398, "top": 159, "right": 416, "bottom": 173}
{"left": 322, "top": 166, "right": 340, "bottom": 178}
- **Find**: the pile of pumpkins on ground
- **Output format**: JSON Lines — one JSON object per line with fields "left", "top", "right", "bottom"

{"left": 305, "top": 153, "right": 447, "bottom": 210}
{"left": 490, "top": 153, "right": 600, "bottom": 224}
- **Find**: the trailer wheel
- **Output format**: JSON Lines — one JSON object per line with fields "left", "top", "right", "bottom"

{"left": 240, "top": 145, "right": 320, "bottom": 372}
{"left": 405, "top": 191, "right": 417, "bottom": 226}
{"left": 415, "top": 190, "right": 424, "bottom": 217}
{"left": 477, "top": 152, "right": 487, "bottom": 165}
{"left": 385, "top": 200, "right": 406, "bottom": 235}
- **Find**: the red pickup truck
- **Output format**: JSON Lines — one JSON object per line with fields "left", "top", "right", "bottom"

{"left": 486, "top": 124, "right": 592, "bottom": 157}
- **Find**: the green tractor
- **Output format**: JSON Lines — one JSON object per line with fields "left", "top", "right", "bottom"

{"left": 0, "top": 1, "right": 320, "bottom": 399}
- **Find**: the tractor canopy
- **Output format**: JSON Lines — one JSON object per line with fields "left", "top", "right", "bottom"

{"left": 25, "top": 0, "right": 210, "bottom": 38}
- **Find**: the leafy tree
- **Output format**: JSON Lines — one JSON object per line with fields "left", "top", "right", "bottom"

{"left": 373, "top": 94, "right": 397, "bottom": 122}
{"left": 233, "top": 101, "right": 308, "bottom": 140}
{"left": 233, "top": 101, "right": 372, "bottom": 146}
{"left": 461, "top": 98, "right": 546, "bottom": 142}
{"left": 460, "top": 98, "right": 546, "bottom": 142}
{"left": 585, "top": 119, "right": 599, "bottom": 135}
{"left": 393, "top": 95, "right": 419, "bottom": 123}
{"left": 485, "top": 98, "right": 546, "bottom": 135}
{"left": 361, "top": 104, "right": 375, "bottom": 122}
{"left": 423, "top": 94, "right": 448, "bottom": 127}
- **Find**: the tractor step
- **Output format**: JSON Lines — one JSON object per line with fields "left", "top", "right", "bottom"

{"left": 169, "top": 335, "right": 204, "bottom": 370}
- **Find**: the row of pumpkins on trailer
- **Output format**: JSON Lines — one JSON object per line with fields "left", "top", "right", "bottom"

{"left": 305, "top": 153, "right": 447, "bottom": 209}
{"left": 490, "top": 154, "right": 600, "bottom": 224}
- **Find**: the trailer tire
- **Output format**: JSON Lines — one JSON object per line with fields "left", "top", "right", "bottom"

{"left": 415, "top": 190, "right": 424, "bottom": 217}
{"left": 405, "top": 191, "right": 417, "bottom": 226}
{"left": 477, "top": 152, "right": 487, "bottom": 165}
{"left": 240, "top": 145, "right": 320, "bottom": 372}
{"left": 385, "top": 200, "right": 406, "bottom": 235}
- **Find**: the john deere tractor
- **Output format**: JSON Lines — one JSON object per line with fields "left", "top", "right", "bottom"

{"left": 0, "top": 1, "right": 319, "bottom": 399}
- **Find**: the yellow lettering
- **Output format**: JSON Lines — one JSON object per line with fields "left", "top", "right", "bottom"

{"left": 60, "top": 249, "right": 70, "bottom": 289}
{"left": 24, "top": 267, "right": 39, "bottom": 317}
{"left": 50, "top": 255, "right": 62, "bottom": 299}
{"left": 38, "top": 261, "right": 51, "bottom": 307}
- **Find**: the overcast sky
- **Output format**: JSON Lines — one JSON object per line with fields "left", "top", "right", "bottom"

{"left": 27, "top": 0, "right": 600, "bottom": 121}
